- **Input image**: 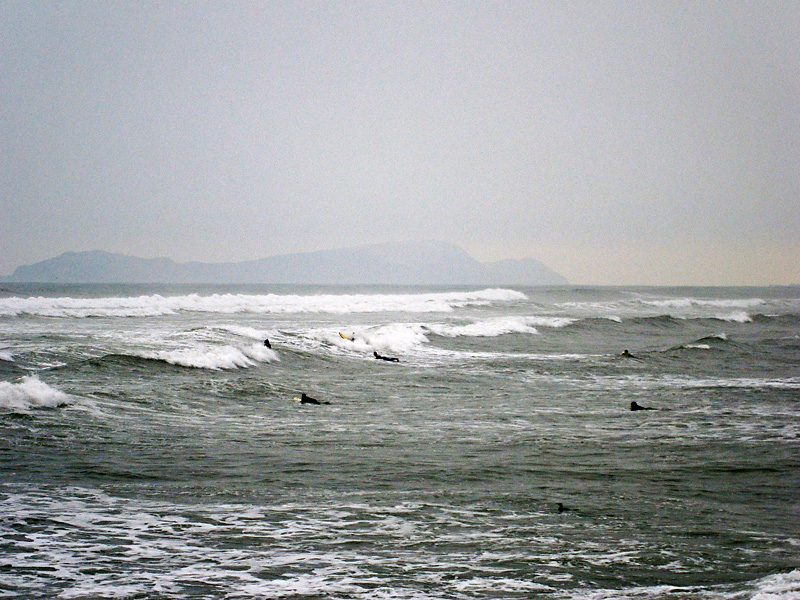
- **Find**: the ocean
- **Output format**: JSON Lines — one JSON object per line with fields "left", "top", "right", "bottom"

{"left": 0, "top": 284, "right": 798, "bottom": 599}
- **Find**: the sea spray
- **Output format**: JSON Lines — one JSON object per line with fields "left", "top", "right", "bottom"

{"left": 0, "top": 376, "right": 73, "bottom": 411}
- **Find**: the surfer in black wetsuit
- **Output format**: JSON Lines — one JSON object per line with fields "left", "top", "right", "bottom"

{"left": 621, "top": 349, "right": 638, "bottom": 359}
{"left": 264, "top": 339, "right": 271, "bottom": 348}
{"left": 557, "top": 503, "right": 570, "bottom": 513}
{"left": 630, "top": 401, "right": 655, "bottom": 411}
{"left": 300, "top": 393, "right": 329, "bottom": 405}
{"left": 374, "top": 351, "right": 400, "bottom": 363}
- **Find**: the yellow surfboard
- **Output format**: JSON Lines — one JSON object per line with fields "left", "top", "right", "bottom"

{"left": 339, "top": 332, "right": 354, "bottom": 341}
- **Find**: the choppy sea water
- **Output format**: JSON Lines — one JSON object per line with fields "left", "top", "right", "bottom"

{"left": 1, "top": 284, "right": 798, "bottom": 599}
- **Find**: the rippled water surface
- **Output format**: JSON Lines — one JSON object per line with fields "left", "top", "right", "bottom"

{"left": 1, "top": 285, "right": 798, "bottom": 599}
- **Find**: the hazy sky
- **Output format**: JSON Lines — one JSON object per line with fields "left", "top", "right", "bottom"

{"left": 2, "top": 1, "right": 798, "bottom": 285}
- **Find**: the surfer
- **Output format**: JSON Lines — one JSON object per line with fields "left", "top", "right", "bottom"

{"left": 374, "top": 351, "right": 400, "bottom": 363}
{"left": 263, "top": 338, "right": 271, "bottom": 348}
{"left": 557, "top": 503, "right": 570, "bottom": 513}
{"left": 299, "top": 393, "right": 329, "bottom": 405}
{"left": 630, "top": 401, "right": 655, "bottom": 411}
{"left": 621, "top": 349, "right": 638, "bottom": 359}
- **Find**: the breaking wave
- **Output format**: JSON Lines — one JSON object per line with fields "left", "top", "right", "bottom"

{"left": 324, "top": 316, "right": 576, "bottom": 354}
{"left": 557, "top": 294, "right": 800, "bottom": 324}
{"left": 639, "top": 297, "right": 766, "bottom": 310}
{"left": 711, "top": 311, "right": 752, "bottom": 323}
{"left": 212, "top": 324, "right": 270, "bottom": 340}
{"left": 427, "top": 316, "right": 576, "bottom": 338}
{"left": 137, "top": 344, "right": 279, "bottom": 370}
{"left": 635, "top": 313, "right": 753, "bottom": 325}
{"left": 0, "top": 376, "right": 73, "bottom": 411}
{"left": 671, "top": 334, "right": 730, "bottom": 351}
{"left": 0, "top": 288, "right": 526, "bottom": 318}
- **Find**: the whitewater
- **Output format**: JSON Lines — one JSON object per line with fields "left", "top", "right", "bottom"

{"left": 1, "top": 283, "right": 798, "bottom": 599}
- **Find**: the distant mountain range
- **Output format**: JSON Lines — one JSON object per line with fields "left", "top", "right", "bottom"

{"left": 5, "top": 241, "right": 567, "bottom": 285}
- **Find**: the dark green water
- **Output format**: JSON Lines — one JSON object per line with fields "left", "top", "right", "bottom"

{"left": 1, "top": 285, "right": 798, "bottom": 598}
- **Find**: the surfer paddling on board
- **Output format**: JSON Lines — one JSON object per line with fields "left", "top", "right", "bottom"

{"left": 620, "top": 350, "right": 643, "bottom": 361}
{"left": 297, "top": 393, "right": 330, "bottom": 405}
{"left": 374, "top": 351, "right": 400, "bottom": 363}
{"left": 630, "top": 401, "right": 655, "bottom": 411}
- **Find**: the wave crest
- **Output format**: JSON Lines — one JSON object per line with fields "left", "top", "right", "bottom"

{"left": 0, "top": 288, "right": 527, "bottom": 318}
{"left": 713, "top": 311, "right": 752, "bottom": 323}
{"left": 428, "top": 316, "right": 575, "bottom": 338}
{"left": 138, "top": 343, "right": 279, "bottom": 370}
{"left": 0, "top": 376, "right": 73, "bottom": 411}
{"left": 641, "top": 297, "right": 766, "bottom": 310}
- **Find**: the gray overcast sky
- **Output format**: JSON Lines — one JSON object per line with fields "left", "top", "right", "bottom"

{"left": 2, "top": 1, "right": 798, "bottom": 285}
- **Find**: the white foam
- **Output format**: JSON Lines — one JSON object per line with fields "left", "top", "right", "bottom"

{"left": 453, "top": 577, "right": 552, "bottom": 593}
{"left": 242, "top": 343, "right": 280, "bottom": 364}
{"left": 0, "top": 288, "right": 527, "bottom": 318}
{"left": 527, "top": 316, "right": 578, "bottom": 328}
{"left": 139, "top": 343, "right": 278, "bottom": 370}
{"left": 558, "top": 294, "right": 800, "bottom": 322}
{"left": 0, "top": 348, "right": 13, "bottom": 361}
{"left": 672, "top": 376, "right": 800, "bottom": 390}
{"left": 752, "top": 569, "right": 800, "bottom": 600}
{"left": 215, "top": 324, "right": 269, "bottom": 340}
{"left": 306, "top": 324, "right": 428, "bottom": 357}
{"left": 428, "top": 316, "right": 575, "bottom": 338}
{"left": 715, "top": 311, "right": 752, "bottom": 323}
{"left": 312, "top": 315, "right": 575, "bottom": 356}
{"left": 60, "top": 583, "right": 146, "bottom": 599}
{"left": 0, "top": 376, "right": 73, "bottom": 411}
{"left": 3, "top": 486, "right": 797, "bottom": 600}
{"left": 584, "top": 374, "right": 800, "bottom": 391}
{"left": 355, "top": 323, "right": 430, "bottom": 353}
{"left": 565, "top": 569, "right": 800, "bottom": 600}
{"left": 642, "top": 297, "right": 766, "bottom": 310}
{"left": 429, "top": 318, "right": 538, "bottom": 337}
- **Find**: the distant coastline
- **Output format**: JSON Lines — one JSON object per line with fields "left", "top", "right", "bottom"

{"left": 3, "top": 241, "right": 568, "bottom": 286}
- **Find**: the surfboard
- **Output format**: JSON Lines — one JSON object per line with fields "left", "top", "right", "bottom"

{"left": 339, "top": 332, "right": 354, "bottom": 341}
